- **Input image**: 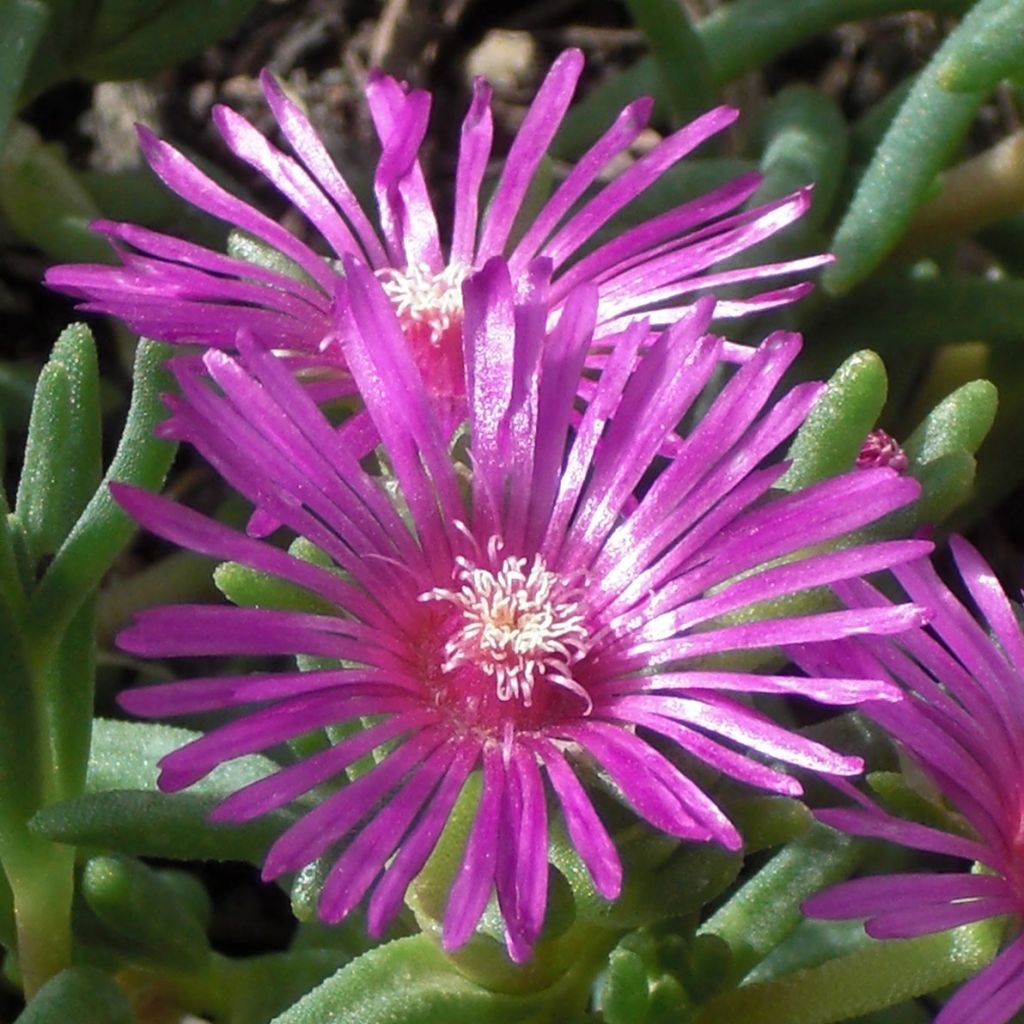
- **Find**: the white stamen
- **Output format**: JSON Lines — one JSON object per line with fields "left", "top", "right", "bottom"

{"left": 377, "top": 263, "right": 466, "bottom": 346}
{"left": 420, "top": 553, "right": 590, "bottom": 708}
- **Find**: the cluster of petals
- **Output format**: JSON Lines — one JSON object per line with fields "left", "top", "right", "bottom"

{"left": 46, "top": 48, "right": 827, "bottom": 424}
{"left": 114, "top": 249, "right": 929, "bottom": 961}
{"left": 796, "top": 538, "right": 1024, "bottom": 1024}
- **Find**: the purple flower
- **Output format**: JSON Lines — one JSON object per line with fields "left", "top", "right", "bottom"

{"left": 797, "top": 538, "right": 1024, "bottom": 1024}
{"left": 48, "top": 49, "right": 826, "bottom": 424}
{"left": 114, "top": 256, "right": 925, "bottom": 961}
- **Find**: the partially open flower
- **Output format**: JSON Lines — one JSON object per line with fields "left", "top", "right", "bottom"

{"left": 114, "top": 257, "right": 924, "bottom": 961}
{"left": 797, "top": 538, "right": 1024, "bottom": 1024}
{"left": 48, "top": 49, "right": 826, "bottom": 427}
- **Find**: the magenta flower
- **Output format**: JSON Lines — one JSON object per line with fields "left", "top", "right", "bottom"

{"left": 114, "top": 256, "right": 925, "bottom": 961}
{"left": 47, "top": 49, "right": 826, "bottom": 422}
{"left": 797, "top": 538, "right": 1024, "bottom": 1024}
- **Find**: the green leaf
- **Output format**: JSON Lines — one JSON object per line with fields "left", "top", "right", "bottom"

{"left": 14, "top": 324, "right": 102, "bottom": 566}
{"left": 30, "top": 719, "right": 293, "bottom": 864}
{"left": 552, "top": 0, "right": 972, "bottom": 159}
{"left": 14, "top": 966, "right": 133, "bottom": 1024}
{"left": 729, "top": 796, "right": 812, "bottom": 854}
{"left": 904, "top": 449, "right": 977, "bottom": 528}
{"left": 781, "top": 351, "right": 888, "bottom": 491}
{"left": 30, "top": 789, "right": 292, "bottom": 864}
{"left": 692, "top": 917, "right": 1003, "bottom": 1024}
{"left": 903, "top": 380, "right": 998, "bottom": 465}
{"left": 937, "top": 0, "right": 1024, "bottom": 92}
{"left": 698, "top": 824, "right": 865, "bottom": 984}
{"left": 81, "top": 854, "right": 211, "bottom": 970}
{"left": 228, "top": 228, "right": 310, "bottom": 283}
{"left": 824, "top": 0, "right": 1012, "bottom": 294}
{"left": 865, "top": 771, "right": 964, "bottom": 832}
{"left": 812, "top": 274, "right": 1024, "bottom": 353}
{"left": 598, "top": 946, "right": 651, "bottom": 1024}
{"left": 697, "top": 0, "right": 972, "bottom": 91}
{"left": 86, "top": 718, "right": 282, "bottom": 796}
{"left": 624, "top": 0, "right": 713, "bottom": 123}
{"left": 215, "top": 560, "right": 337, "bottom": 615}
{"left": 27, "top": 339, "right": 176, "bottom": 657}
{"left": 268, "top": 934, "right": 576, "bottom": 1024}
{"left": 222, "top": 950, "right": 350, "bottom": 1024}
{"left": 755, "top": 85, "right": 848, "bottom": 233}
{"left": 0, "top": 123, "right": 109, "bottom": 262}
{"left": 76, "top": 0, "right": 260, "bottom": 80}
{"left": 0, "top": 0, "right": 48, "bottom": 147}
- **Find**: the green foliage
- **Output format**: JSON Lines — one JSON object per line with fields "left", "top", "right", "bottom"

{"left": 624, "top": 0, "right": 712, "bottom": 123}
{"left": 14, "top": 323, "right": 101, "bottom": 575}
{"left": 268, "top": 935, "right": 583, "bottom": 1024}
{"left": 0, "top": 0, "right": 48, "bottom": 147}
{"left": 14, "top": 967, "right": 134, "bottom": 1024}
{"left": 81, "top": 854, "right": 212, "bottom": 970}
{"left": 824, "top": 0, "right": 1010, "bottom": 293}
{"left": 782, "top": 351, "right": 888, "bottom": 491}
{"left": 693, "top": 918, "right": 1003, "bottom": 1024}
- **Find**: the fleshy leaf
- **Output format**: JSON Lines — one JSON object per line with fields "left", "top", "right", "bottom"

{"left": 74, "top": 0, "right": 260, "bottom": 80}
{"left": 781, "top": 351, "right": 888, "bottom": 491}
{"left": 14, "top": 324, "right": 101, "bottom": 566}
{"left": 937, "top": 0, "right": 1024, "bottom": 92}
{"left": 0, "top": 0, "right": 48, "bottom": 146}
{"left": 698, "top": 823, "right": 865, "bottom": 984}
{"left": 0, "top": 123, "right": 109, "bottom": 262}
{"left": 29, "top": 790, "right": 292, "bottom": 864}
{"left": 15, "top": 967, "right": 134, "bottom": 1024}
{"left": 86, "top": 718, "right": 282, "bottom": 796}
{"left": 692, "top": 917, "right": 1003, "bottom": 1024}
{"left": 268, "top": 934, "right": 576, "bottom": 1024}
{"left": 824, "top": 0, "right": 1008, "bottom": 293}
{"left": 81, "top": 854, "right": 211, "bottom": 970}
{"left": 903, "top": 379, "right": 997, "bottom": 465}
{"left": 27, "top": 338, "right": 176, "bottom": 655}
{"left": 625, "top": 0, "right": 713, "bottom": 122}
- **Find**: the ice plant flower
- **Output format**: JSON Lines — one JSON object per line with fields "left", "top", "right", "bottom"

{"left": 114, "top": 256, "right": 926, "bottom": 961}
{"left": 797, "top": 538, "right": 1024, "bottom": 1024}
{"left": 47, "top": 48, "right": 827, "bottom": 424}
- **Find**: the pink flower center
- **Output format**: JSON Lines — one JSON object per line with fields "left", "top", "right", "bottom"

{"left": 856, "top": 429, "right": 908, "bottom": 472}
{"left": 420, "top": 553, "right": 591, "bottom": 717}
{"left": 377, "top": 263, "right": 466, "bottom": 398}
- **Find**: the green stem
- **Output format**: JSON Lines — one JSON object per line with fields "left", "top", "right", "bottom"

{"left": 8, "top": 841, "right": 75, "bottom": 998}
{"left": 899, "top": 128, "right": 1024, "bottom": 255}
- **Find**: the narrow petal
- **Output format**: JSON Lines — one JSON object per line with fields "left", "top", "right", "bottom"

{"left": 442, "top": 746, "right": 506, "bottom": 950}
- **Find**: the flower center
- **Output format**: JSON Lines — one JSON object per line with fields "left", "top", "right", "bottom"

{"left": 856, "top": 429, "right": 908, "bottom": 472}
{"left": 377, "top": 263, "right": 466, "bottom": 398}
{"left": 420, "top": 553, "right": 591, "bottom": 709}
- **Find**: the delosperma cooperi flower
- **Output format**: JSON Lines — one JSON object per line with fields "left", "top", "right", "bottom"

{"left": 113, "top": 256, "right": 927, "bottom": 961}
{"left": 797, "top": 538, "right": 1024, "bottom": 1024}
{"left": 47, "top": 49, "right": 828, "bottom": 428}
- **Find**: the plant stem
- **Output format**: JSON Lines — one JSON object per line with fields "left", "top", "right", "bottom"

{"left": 8, "top": 840, "right": 75, "bottom": 998}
